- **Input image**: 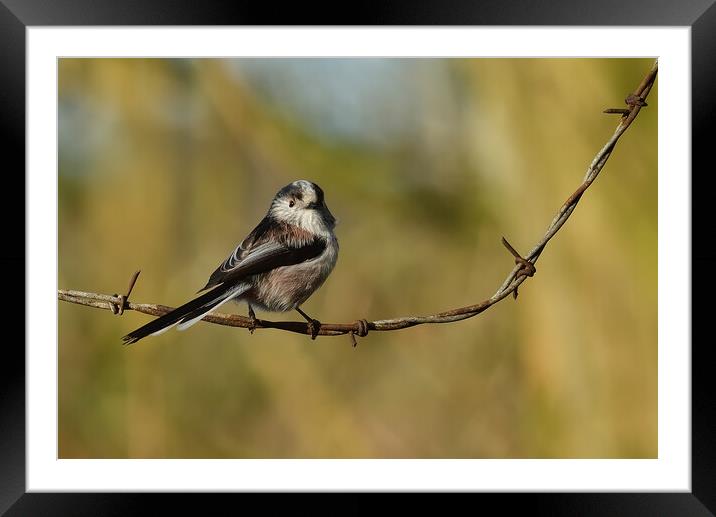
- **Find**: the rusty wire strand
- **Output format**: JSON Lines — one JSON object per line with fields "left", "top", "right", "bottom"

{"left": 57, "top": 60, "right": 658, "bottom": 343}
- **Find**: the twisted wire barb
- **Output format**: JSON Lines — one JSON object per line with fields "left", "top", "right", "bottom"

{"left": 57, "top": 60, "right": 658, "bottom": 343}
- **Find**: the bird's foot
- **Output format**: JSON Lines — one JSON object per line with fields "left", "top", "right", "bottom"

{"left": 247, "top": 307, "right": 258, "bottom": 335}
{"left": 307, "top": 319, "right": 321, "bottom": 340}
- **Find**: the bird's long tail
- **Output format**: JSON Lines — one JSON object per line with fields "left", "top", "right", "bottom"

{"left": 121, "top": 283, "right": 247, "bottom": 345}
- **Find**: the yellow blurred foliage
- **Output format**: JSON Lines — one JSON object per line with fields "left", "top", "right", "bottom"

{"left": 58, "top": 58, "right": 656, "bottom": 458}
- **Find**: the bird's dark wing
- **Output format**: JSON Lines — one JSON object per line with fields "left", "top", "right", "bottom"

{"left": 199, "top": 217, "right": 326, "bottom": 292}
{"left": 199, "top": 216, "right": 273, "bottom": 291}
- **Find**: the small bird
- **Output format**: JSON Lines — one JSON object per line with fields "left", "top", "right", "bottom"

{"left": 122, "top": 180, "right": 338, "bottom": 344}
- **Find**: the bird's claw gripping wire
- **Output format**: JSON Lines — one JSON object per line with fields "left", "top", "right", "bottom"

{"left": 307, "top": 319, "right": 321, "bottom": 340}
{"left": 247, "top": 305, "right": 258, "bottom": 334}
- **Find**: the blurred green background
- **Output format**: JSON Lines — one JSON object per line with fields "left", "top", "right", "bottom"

{"left": 58, "top": 58, "right": 657, "bottom": 458}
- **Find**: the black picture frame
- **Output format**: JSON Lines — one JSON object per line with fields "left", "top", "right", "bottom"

{"left": 3, "top": 1, "right": 713, "bottom": 514}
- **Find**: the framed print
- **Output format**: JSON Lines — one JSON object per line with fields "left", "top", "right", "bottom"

{"left": 3, "top": 0, "right": 713, "bottom": 514}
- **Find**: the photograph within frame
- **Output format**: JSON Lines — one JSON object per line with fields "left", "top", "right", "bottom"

{"left": 56, "top": 55, "right": 658, "bottom": 461}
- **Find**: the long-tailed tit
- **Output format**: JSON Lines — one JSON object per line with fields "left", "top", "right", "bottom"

{"left": 122, "top": 180, "right": 338, "bottom": 344}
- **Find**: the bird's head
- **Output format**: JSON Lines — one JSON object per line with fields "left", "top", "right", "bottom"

{"left": 269, "top": 180, "right": 337, "bottom": 233}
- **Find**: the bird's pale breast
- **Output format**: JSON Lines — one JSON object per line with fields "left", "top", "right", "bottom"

{"left": 247, "top": 236, "right": 338, "bottom": 312}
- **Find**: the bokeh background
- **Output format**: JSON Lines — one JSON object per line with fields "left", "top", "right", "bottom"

{"left": 58, "top": 58, "right": 657, "bottom": 458}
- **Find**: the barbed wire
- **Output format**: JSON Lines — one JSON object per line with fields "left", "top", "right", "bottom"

{"left": 57, "top": 60, "right": 658, "bottom": 346}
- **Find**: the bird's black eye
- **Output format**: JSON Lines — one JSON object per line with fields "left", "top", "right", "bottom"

{"left": 289, "top": 199, "right": 295, "bottom": 208}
